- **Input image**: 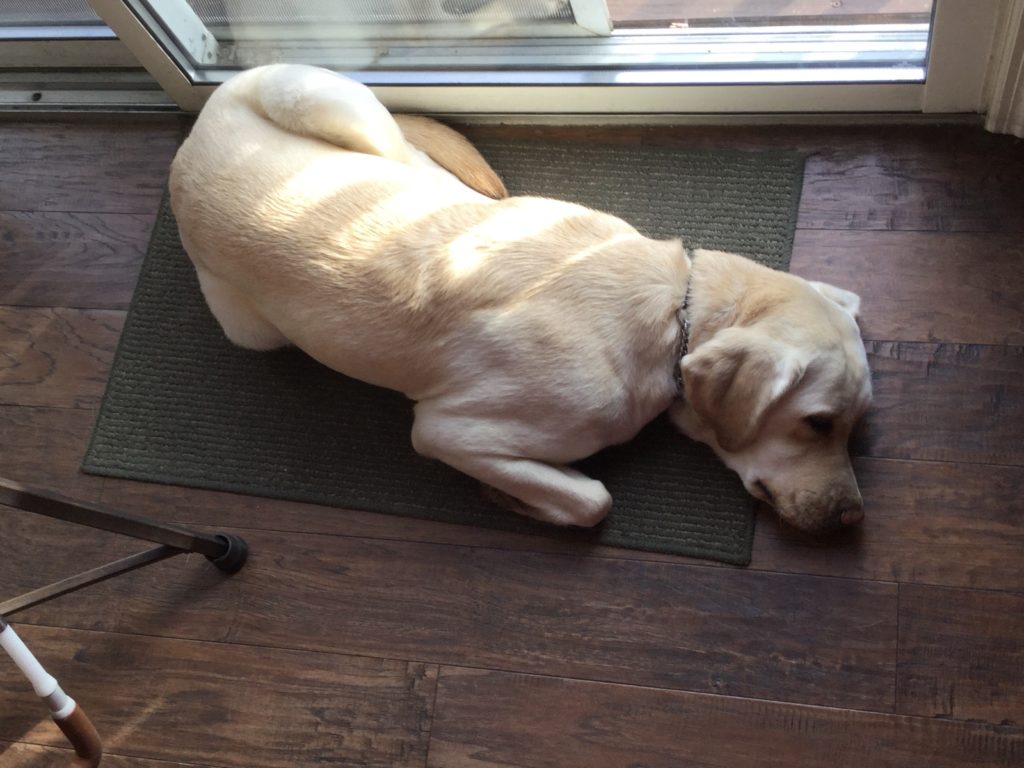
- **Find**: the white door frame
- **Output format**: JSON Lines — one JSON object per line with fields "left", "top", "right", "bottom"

{"left": 922, "top": 0, "right": 1004, "bottom": 112}
{"left": 984, "top": 0, "right": 1024, "bottom": 134}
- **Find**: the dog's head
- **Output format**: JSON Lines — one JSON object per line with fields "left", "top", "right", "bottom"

{"left": 670, "top": 251, "right": 871, "bottom": 533}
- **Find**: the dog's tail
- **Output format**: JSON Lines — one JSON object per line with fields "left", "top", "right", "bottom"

{"left": 238, "top": 64, "right": 507, "bottom": 199}
{"left": 242, "top": 64, "right": 417, "bottom": 163}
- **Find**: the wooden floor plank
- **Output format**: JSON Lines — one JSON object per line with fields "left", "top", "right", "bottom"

{"left": 752, "top": 458, "right": 1024, "bottom": 591}
{"left": 898, "top": 586, "right": 1024, "bottom": 725}
{"left": 8, "top": 525, "right": 897, "bottom": 712}
{"left": 859, "top": 342, "right": 1024, "bottom": 466}
{"left": 0, "top": 405, "right": 106, "bottom": 502}
{"left": 0, "top": 120, "right": 180, "bottom": 215}
{"left": 798, "top": 141, "right": 1024, "bottom": 233}
{"left": 0, "top": 514, "right": 242, "bottom": 639}
{"left": 428, "top": 667, "right": 1024, "bottom": 768}
{"left": 0, "top": 625, "right": 436, "bottom": 768}
{"left": 0, "top": 741, "right": 199, "bottom": 768}
{"left": 0, "top": 210, "right": 152, "bottom": 310}
{"left": 790, "top": 230, "right": 1024, "bottom": 345}
{"left": 0, "top": 510, "right": 142, "bottom": 604}
{"left": 0, "top": 308, "right": 123, "bottom": 409}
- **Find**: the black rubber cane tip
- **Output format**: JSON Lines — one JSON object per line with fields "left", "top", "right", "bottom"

{"left": 209, "top": 533, "right": 248, "bottom": 574}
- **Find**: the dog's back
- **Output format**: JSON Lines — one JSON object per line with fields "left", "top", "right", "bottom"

{"left": 170, "top": 65, "right": 684, "bottom": 406}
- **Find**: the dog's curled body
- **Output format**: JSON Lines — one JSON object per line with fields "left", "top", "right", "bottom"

{"left": 170, "top": 64, "right": 688, "bottom": 526}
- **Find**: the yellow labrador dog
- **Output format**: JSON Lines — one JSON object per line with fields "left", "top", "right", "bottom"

{"left": 170, "top": 64, "right": 871, "bottom": 533}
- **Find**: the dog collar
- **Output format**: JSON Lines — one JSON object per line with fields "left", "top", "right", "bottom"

{"left": 673, "top": 249, "right": 694, "bottom": 395}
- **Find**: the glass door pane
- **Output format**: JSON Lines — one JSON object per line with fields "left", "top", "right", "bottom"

{"left": 97, "top": 0, "right": 929, "bottom": 83}
{"left": 187, "top": 0, "right": 601, "bottom": 37}
{"left": 181, "top": 0, "right": 612, "bottom": 72}
{"left": 0, "top": 0, "right": 104, "bottom": 26}
{"left": 115, "top": 0, "right": 612, "bottom": 79}
{"left": 607, "top": 0, "right": 934, "bottom": 29}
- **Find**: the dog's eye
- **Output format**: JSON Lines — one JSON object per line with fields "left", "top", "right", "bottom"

{"left": 805, "top": 415, "right": 834, "bottom": 436}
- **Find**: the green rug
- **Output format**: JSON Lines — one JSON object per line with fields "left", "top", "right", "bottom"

{"left": 84, "top": 140, "right": 804, "bottom": 565}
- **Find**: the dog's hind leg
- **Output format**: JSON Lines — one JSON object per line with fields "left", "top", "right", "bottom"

{"left": 194, "top": 266, "right": 289, "bottom": 351}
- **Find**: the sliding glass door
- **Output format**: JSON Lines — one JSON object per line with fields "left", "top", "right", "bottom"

{"left": 3, "top": 1, "right": 1006, "bottom": 116}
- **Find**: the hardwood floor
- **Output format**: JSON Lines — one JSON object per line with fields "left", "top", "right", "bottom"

{"left": 1, "top": 117, "right": 1022, "bottom": 767}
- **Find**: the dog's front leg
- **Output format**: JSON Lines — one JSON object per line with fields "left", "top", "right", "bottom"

{"left": 412, "top": 415, "right": 612, "bottom": 527}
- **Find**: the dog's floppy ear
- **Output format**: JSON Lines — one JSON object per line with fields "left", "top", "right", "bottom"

{"left": 392, "top": 114, "right": 508, "bottom": 200}
{"left": 681, "top": 327, "right": 806, "bottom": 453}
{"left": 809, "top": 280, "right": 861, "bottom": 321}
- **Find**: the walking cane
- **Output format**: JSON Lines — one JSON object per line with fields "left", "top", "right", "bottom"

{"left": 0, "top": 476, "right": 248, "bottom": 766}
{"left": 1, "top": 615, "right": 102, "bottom": 767}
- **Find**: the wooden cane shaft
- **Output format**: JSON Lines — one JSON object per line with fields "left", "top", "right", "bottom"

{"left": 55, "top": 705, "right": 103, "bottom": 768}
